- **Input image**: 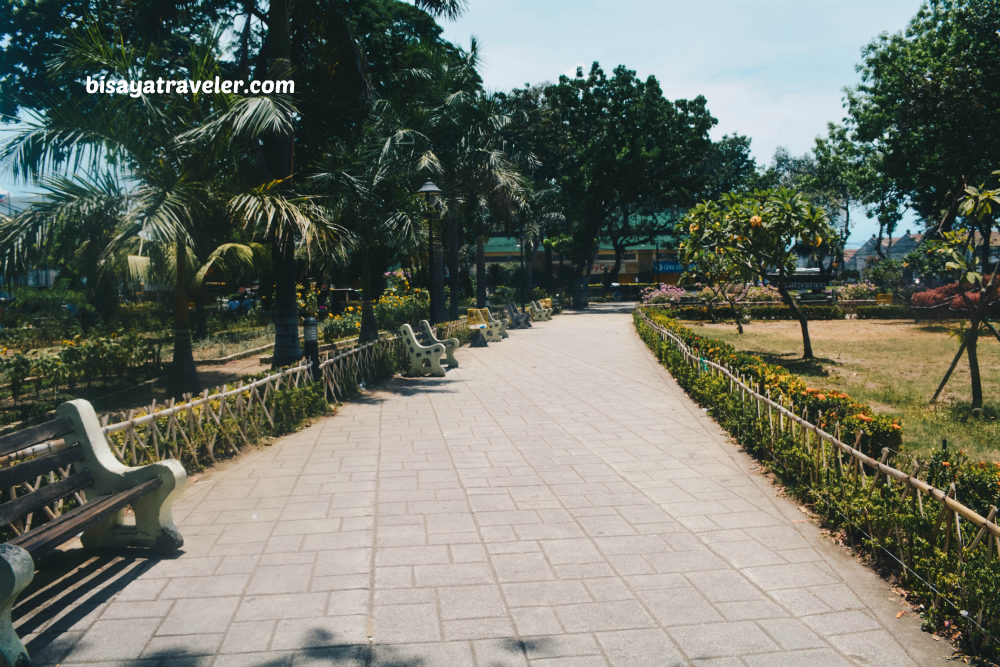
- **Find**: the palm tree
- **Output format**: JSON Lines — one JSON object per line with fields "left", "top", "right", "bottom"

{"left": 0, "top": 31, "right": 247, "bottom": 396}
{"left": 395, "top": 46, "right": 528, "bottom": 318}
{"left": 311, "top": 109, "right": 428, "bottom": 343}
{"left": 233, "top": 0, "right": 468, "bottom": 361}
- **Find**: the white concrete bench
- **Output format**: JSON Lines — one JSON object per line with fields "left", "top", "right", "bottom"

{"left": 0, "top": 400, "right": 186, "bottom": 666}
{"left": 473, "top": 308, "right": 503, "bottom": 343}
{"left": 399, "top": 323, "right": 446, "bottom": 376}
{"left": 417, "top": 320, "right": 459, "bottom": 368}
{"left": 529, "top": 300, "right": 552, "bottom": 321}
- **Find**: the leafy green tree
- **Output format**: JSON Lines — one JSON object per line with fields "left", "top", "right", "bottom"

{"left": 519, "top": 63, "right": 719, "bottom": 307}
{"left": 311, "top": 113, "right": 422, "bottom": 343}
{"left": 680, "top": 189, "right": 839, "bottom": 358}
{"left": 0, "top": 32, "right": 238, "bottom": 395}
{"left": 845, "top": 0, "right": 1000, "bottom": 234}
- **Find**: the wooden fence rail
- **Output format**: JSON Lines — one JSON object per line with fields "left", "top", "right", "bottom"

{"left": 637, "top": 309, "right": 1000, "bottom": 558}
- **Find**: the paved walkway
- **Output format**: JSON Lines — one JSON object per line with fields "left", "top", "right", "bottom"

{"left": 20, "top": 305, "right": 953, "bottom": 666}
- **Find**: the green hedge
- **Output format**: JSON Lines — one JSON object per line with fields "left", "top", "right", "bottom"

{"left": 658, "top": 304, "right": 845, "bottom": 321}
{"left": 634, "top": 309, "right": 1000, "bottom": 658}
{"left": 856, "top": 305, "right": 912, "bottom": 319}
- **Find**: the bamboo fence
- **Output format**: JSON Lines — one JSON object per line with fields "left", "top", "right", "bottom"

{"left": 637, "top": 309, "right": 1000, "bottom": 564}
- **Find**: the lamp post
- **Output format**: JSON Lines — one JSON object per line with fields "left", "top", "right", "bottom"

{"left": 418, "top": 180, "right": 444, "bottom": 324}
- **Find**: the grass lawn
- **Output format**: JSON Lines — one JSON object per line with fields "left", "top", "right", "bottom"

{"left": 682, "top": 318, "right": 1000, "bottom": 462}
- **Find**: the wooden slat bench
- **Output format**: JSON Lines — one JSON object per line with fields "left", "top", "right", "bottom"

{"left": 399, "top": 323, "right": 447, "bottom": 376}
{"left": 0, "top": 399, "right": 185, "bottom": 666}
{"left": 417, "top": 320, "right": 459, "bottom": 368}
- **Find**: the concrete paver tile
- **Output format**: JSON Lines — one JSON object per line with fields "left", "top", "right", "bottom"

{"left": 371, "top": 604, "right": 441, "bottom": 643}
{"left": 158, "top": 597, "right": 240, "bottom": 635}
{"left": 554, "top": 600, "right": 656, "bottom": 633}
{"left": 271, "top": 615, "right": 368, "bottom": 650}
{"left": 667, "top": 620, "right": 780, "bottom": 659}
{"left": 595, "top": 628, "right": 686, "bottom": 666}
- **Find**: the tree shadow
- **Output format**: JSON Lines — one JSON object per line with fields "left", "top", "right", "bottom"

{"left": 133, "top": 631, "right": 541, "bottom": 667}
{"left": 916, "top": 323, "right": 958, "bottom": 334}
{"left": 749, "top": 351, "right": 836, "bottom": 378}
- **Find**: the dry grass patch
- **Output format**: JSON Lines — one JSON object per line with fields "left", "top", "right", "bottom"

{"left": 684, "top": 318, "right": 1000, "bottom": 461}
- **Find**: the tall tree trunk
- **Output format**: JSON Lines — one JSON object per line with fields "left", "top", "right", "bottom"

{"left": 611, "top": 240, "right": 624, "bottom": 277}
{"left": 544, "top": 244, "right": 554, "bottom": 289}
{"left": 194, "top": 294, "right": 208, "bottom": 340}
{"left": 271, "top": 235, "right": 301, "bottom": 366}
{"left": 966, "top": 321, "right": 983, "bottom": 410}
{"left": 524, "top": 242, "right": 534, "bottom": 298}
{"left": 447, "top": 214, "right": 460, "bottom": 321}
{"left": 359, "top": 248, "right": 378, "bottom": 343}
{"left": 476, "top": 235, "right": 487, "bottom": 308}
{"left": 170, "top": 240, "right": 200, "bottom": 397}
{"left": 778, "top": 285, "right": 813, "bottom": 359}
{"left": 571, "top": 264, "right": 584, "bottom": 308}
{"left": 264, "top": 0, "right": 299, "bottom": 368}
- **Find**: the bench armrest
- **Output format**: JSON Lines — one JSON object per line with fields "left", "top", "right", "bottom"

{"left": 58, "top": 399, "right": 185, "bottom": 551}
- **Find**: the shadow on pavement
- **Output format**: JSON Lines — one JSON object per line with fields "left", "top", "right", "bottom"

{"left": 18, "top": 550, "right": 158, "bottom": 663}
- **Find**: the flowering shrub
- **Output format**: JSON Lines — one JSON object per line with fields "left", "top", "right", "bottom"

{"left": 322, "top": 290, "right": 429, "bottom": 343}
{"left": 835, "top": 281, "right": 879, "bottom": 300}
{"left": 637, "top": 309, "right": 900, "bottom": 453}
{"left": 640, "top": 284, "right": 686, "bottom": 304}
{"left": 0, "top": 333, "right": 163, "bottom": 401}
{"left": 742, "top": 285, "right": 781, "bottom": 302}
{"left": 912, "top": 282, "right": 999, "bottom": 311}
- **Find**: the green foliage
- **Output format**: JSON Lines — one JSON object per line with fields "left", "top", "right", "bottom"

{"left": 634, "top": 309, "right": 1000, "bottom": 656}
{"left": 271, "top": 382, "right": 330, "bottom": 435}
{"left": 867, "top": 259, "right": 904, "bottom": 290}
{"left": 657, "top": 304, "right": 844, "bottom": 321}
{"left": 681, "top": 188, "right": 839, "bottom": 285}
{"left": 845, "top": 0, "right": 1000, "bottom": 230}
{"left": 322, "top": 289, "right": 429, "bottom": 343}
{"left": 0, "top": 333, "right": 163, "bottom": 403}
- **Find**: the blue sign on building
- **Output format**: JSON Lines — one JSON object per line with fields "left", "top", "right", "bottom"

{"left": 657, "top": 260, "right": 685, "bottom": 273}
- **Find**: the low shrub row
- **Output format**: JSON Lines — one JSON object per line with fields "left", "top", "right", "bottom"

{"left": 634, "top": 309, "right": 1000, "bottom": 657}
{"left": 1, "top": 334, "right": 164, "bottom": 402}
{"left": 656, "top": 304, "right": 846, "bottom": 321}
{"left": 856, "top": 305, "right": 912, "bottom": 319}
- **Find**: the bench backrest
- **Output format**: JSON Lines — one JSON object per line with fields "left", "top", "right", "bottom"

{"left": 0, "top": 417, "right": 90, "bottom": 532}
{"left": 399, "top": 323, "right": 423, "bottom": 346}
{"left": 466, "top": 309, "right": 487, "bottom": 327}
